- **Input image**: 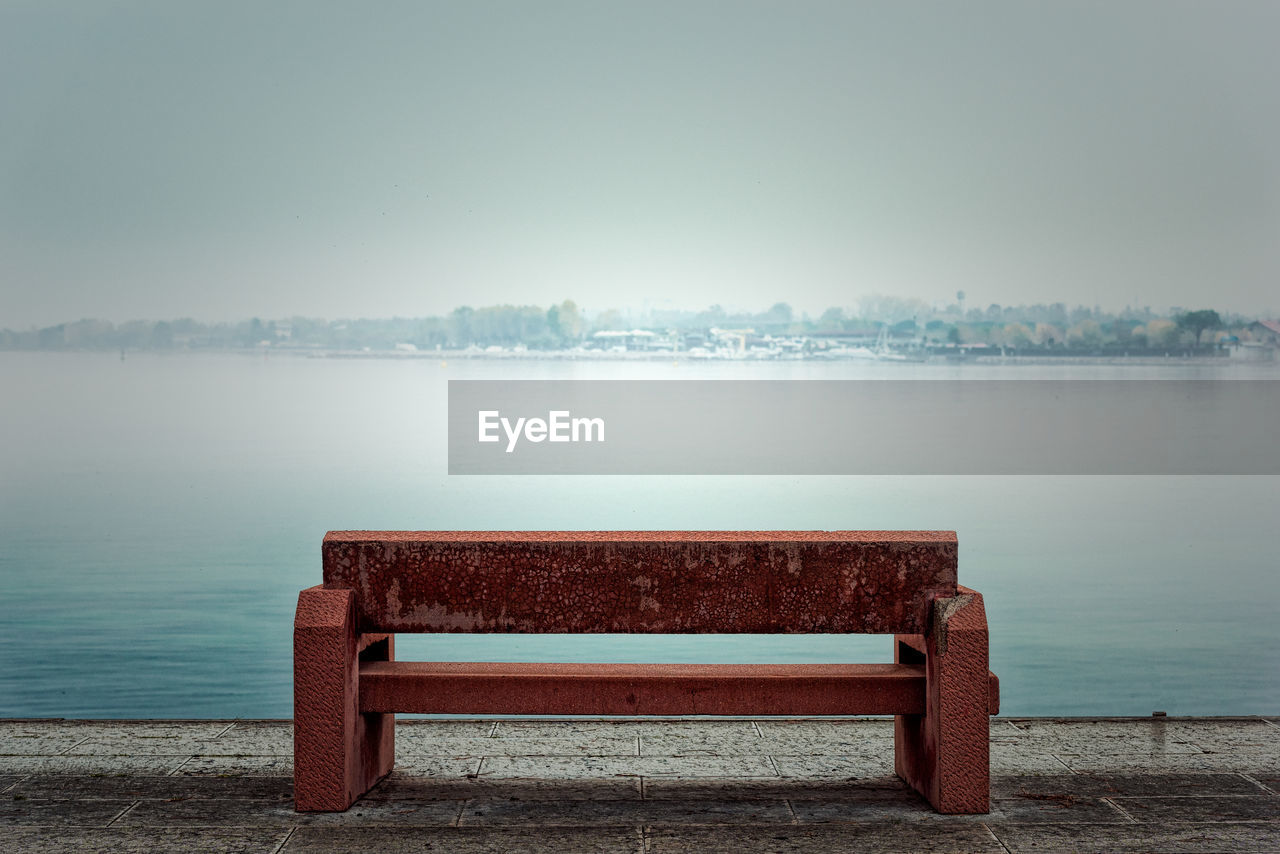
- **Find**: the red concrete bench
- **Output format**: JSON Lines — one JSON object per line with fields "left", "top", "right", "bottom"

{"left": 294, "top": 531, "right": 999, "bottom": 814}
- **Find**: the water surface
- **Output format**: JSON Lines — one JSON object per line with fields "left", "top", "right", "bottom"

{"left": 1, "top": 351, "right": 1276, "bottom": 717}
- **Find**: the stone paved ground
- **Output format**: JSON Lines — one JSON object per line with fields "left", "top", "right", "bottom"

{"left": 1, "top": 717, "right": 1277, "bottom": 853}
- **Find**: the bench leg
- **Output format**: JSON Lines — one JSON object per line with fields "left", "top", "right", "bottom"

{"left": 894, "top": 585, "right": 990, "bottom": 814}
{"left": 294, "top": 585, "right": 395, "bottom": 811}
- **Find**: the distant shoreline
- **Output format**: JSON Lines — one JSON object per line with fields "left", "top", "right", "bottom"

{"left": 4, "top": 347, "right": 1270, "bottom": 368}
{"left": 311, "top": 350, "right": 1246, "bottom": 367}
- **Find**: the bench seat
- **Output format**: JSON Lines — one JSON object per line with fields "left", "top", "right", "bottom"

{"left": 357, "top": 660, "right": 999, "bottom": 717}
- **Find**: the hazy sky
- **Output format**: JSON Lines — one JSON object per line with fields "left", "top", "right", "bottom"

{"left": 2, "top": 0, "right": 1278, "bottom": 326}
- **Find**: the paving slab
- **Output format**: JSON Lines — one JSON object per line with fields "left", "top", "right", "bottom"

{"left": 1176, "top": 722, "right": 1280, "bottom": 754}
{"left": 479, "top": 755, "right": 778, "bottom": 779}
{"left": 493, "top": 720, "right": 756, "bottom": 739}
{"left": 991, "top": 725, "right": 1207, "bottom": 756}
{"left": 367, "top": 774, "right": 642, "bottom": 802}
{"left": 120, "top": 796, "right": 463, "bottom": 827}
{"left": 460, "top": 796, "right": 792, "bottom": 826}
{"left": 644, "top": 823, "right": 1006, "bottom": 853}
{"left": 790, "top": 794, "right": 1127, "bottom": 825}
{"left": 0, "top": 730, "right": 87, "bottom": 756}
{"left": 1007, "top": 719, "right": 1280, "bottom": 756}
{"left": 1059, "top": 752, "right": 1280, "bottom": 773}
{"left": 754, "top": 719, "right": 893, "bottom": 737}
{"left": 772, "top": 753, "right": 895, "bottom": 778}
{"left": 49, "top": 722, "right": 230, "bottom": 743}
{"left": 281, "top": 826, "right": 643, "bottom": 853}
{"left": 398, "top": 720, "right": 496, "bottom": 737}
{"left": 991, "top": 719, "right": 1033, "bottom": 733}
{"left": 638, "top": 734, "right": 768, "bottom": 756}
{"left": 398, "top": 736, "right": 637, "bottom": 757}
{"left": 1251, "top": 774, "right": 1280, "bottom": 793}
{"left": 202, "top": 723, "right": 292, "bottom": 755}
{"left": 173, "top": 756, "right": 293, "bottom": 777}
{"left": 757, "top": 718, "right": 1019, "bottom": 736}
{"left": 1, "top": 720, "right": 225, "bottom": 735}
{"left": 0, "top": 796, "right": 136, "bottom": 827}
{"left": 1021, "top": 740, "right": 1207, "bottom": 757}
{"left": 0, "top": 827, "right": 289, "bottom": 854}
{"left": 993, "top": 772, "right": 1265, "bottom": 798}
{"left": 390, "top": 755, "right": 484, "bottom": 777}
{"left": 0, "top": 755, "right": 187, "bottom": 775}
{"left": 1006, "top": 719, "right": 1194, "bottom": 736}
{"left": 784, "top": 794, "right": 937, "bottom": 824}
{"left": 988, "top": 744, "right": 1076, "bottom": 773}
{"left": 59, "top": 741, "right": 211, "bottom": 757}
{"left": 987, "top": 796, "right": 1130, "bottom": 824}
{"left": 11, "top": 774, "right": 295, "bottom": 801}
{"left": 642, "top": 776, "right": 906, "bottom": 801}
{"left": 61, "top": 727, "right": 235, "bottom": 752}
{"left": 754, "top": 733, "right": 896, "bottom": 756}
{"left": 988, "top": 820, "right": 1280, "bottom": 853}
{"left": 1114, "top": 795, "right": 1280, "bottom": 823}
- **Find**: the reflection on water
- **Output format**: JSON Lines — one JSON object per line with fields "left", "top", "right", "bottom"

{"left": 1, "top": 352, "right": 1277, "bottom": 717}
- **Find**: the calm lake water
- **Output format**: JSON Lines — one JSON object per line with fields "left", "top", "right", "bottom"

{"left": 1, "top": 351, "right": 1277, "bottom": 717}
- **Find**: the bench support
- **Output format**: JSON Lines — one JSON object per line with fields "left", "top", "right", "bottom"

{"left": 293, "top": 581, "right": 996, "bottom": 814}
{"left": 293, "top": 586, "right": 395, "bottom": 812}
{"left": 895, "top": 586, "right": 992, "bottom": 814}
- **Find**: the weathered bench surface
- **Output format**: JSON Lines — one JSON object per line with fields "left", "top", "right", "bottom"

{"left": 322, "top": 530, "right": 957, "bottom": 635}
{"left": 298, "top": 530, "right": 993, "bottom": 814}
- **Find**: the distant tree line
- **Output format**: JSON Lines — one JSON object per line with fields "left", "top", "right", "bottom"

{"left": 0, "top": 298, "right": 1253, "bottom": 352}
{"left": 0, "top": 300, "right": 586, "bottom": 352}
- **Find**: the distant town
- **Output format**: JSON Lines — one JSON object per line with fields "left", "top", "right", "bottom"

{"left": 4, "top": 297, "right": 1278, "bottom": 362}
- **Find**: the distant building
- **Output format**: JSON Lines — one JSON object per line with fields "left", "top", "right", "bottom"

{"left": 591, "top": 329, "right": 665, "bottom": 351}
{"left": 708, "top": 327, "right": 755, "bottom": 354}
{"left": 1248, "top": 320, "right": 1280, "bottom": 346}
{"left": 1225, "top": 339, "right": 1273, "bottom": 361}
{"left": 1226, "top": 321, "right": 1279, "bottom": 361}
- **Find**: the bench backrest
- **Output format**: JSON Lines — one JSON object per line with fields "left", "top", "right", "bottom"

{"left": 323, "top": 530, "right": 957, "bottom": 635}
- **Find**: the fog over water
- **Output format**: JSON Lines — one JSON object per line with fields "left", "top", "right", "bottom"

{"left": 1, "top": 352, "right": 1276, "bottom": 717}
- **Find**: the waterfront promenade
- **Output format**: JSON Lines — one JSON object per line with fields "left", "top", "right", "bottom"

{"left": 2, "top": 717, "right": 1277, "bottom": 852}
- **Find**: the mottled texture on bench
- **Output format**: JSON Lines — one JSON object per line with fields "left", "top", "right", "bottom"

{"left": 322, "top": 530, "right": 958, "bottom": 635}
{"left": 297, "top": 531, "right": 994, "bottom": 815}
